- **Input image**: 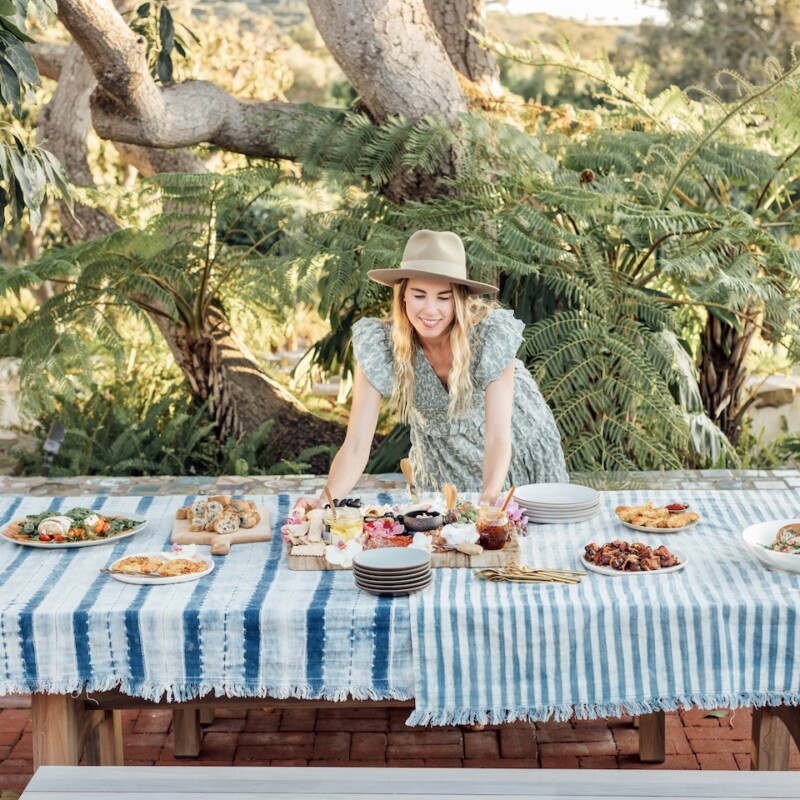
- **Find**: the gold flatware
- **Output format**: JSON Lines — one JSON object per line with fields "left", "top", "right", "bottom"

{"left": 473, "top": 563, "right": 585, "bottom": 585}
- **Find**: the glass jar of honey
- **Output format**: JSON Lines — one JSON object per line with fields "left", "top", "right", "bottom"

{"left": 476, "top": 506, "right": 510, "bottom": 551}
{"left": 323, "top": 507, "right": 363, "bottom": 546}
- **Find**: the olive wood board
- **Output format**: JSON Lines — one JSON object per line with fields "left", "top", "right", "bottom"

{"left": 171, "top": 506, "right": 272, "bottom": 556}
{"left": 287, "top": 534, "right": 521, "bottom": 571}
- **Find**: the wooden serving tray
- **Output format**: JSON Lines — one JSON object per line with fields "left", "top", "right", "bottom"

{"left": 287, "top": 534, "right": 521, "bottom": 571}
{"left": 171, "top": 506, "right": 272, "bottom": 556}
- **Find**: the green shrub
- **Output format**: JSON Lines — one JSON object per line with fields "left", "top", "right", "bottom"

{"left": 13, "top": 374, "right": 336, "bottom": 477}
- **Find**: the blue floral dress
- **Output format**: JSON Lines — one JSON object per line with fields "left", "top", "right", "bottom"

{"left": 352, "top": 309, "right": 569, "bottom": 493}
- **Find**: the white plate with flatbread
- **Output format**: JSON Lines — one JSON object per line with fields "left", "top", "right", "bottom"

{"left": 104, "top": 553, "right": 214, "bottom": 585}
{"left": 619, "top": 520, "right": 699, "bottom": 535}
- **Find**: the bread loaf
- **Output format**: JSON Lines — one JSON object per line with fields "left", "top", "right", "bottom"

{"left": 213, "top": 513, "right": 240, "bottom": 534}
{"left": 238, "top": 512, "right": 261, "bottom": 529}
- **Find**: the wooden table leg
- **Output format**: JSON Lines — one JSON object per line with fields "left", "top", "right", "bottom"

{"left": 84, "top": 709, "right": 124, "bottom": 766}
{"left": 172, "top": 708, "right": 202, "bottom": 757}
{"left": 199, "top": 707, "right": 216, "bottom": 725}
{"left": 31, "top": 694, "right": 92, "bottom": 769}
{"left": 638, "top": 710, "right": 666, "bottom": 762}
{"left": 751, "top": 706, "right": 800, "bottom": 770}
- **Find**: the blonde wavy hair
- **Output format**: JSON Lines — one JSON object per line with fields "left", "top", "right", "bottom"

{"left": 387, "top": 279, "right": 497, "bottom": 423}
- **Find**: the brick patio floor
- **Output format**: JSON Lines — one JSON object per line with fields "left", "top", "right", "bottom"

{"left": 1, "top": 471, "right": 799, "bottom": 793}
{"left": 1, "top": 698, "right": 799, "bottom": 794}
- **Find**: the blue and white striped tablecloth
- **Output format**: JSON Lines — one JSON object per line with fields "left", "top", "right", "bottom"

{"left": 407, "top": 489, "right": 800, "bottom": 725}
{"left": 2, "top": 490, "right": 799, "bottom": 728}
{"left": 0, "top": 493, "right": 413, "bottom": 703}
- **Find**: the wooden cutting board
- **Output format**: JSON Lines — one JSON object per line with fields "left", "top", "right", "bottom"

{"left": 287, "top": 534, "right": 521, "bottom": 571}
{"left": 171, "top": 506, "right": 272, "bottom": 555}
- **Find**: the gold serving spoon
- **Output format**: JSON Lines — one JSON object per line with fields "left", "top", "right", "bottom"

{"left": 443, "top": 483, "right": 457, "bottom": 516}
{"left": 323, "top": 486, "right": 337, "bottom": 519}
{"left": 499, "top": 485, "right": 515, "bottom": 513}
{"left": 400, "top": 458, "right": 419, "bottom": 504}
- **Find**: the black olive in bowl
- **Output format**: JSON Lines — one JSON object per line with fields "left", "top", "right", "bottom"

{"left": 403, "top": 509, "right": 443, "bottom": 532}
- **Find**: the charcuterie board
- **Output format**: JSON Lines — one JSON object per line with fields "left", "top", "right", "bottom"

{"left": 172, "top": 506, "right": 272, "bottom": 555}
{"left": 287, "top": 534, "right": 521, "bottom": 571}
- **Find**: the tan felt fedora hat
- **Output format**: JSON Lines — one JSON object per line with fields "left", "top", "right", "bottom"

{"left": 367, "top": 230, "right": 498, "bottom": 295}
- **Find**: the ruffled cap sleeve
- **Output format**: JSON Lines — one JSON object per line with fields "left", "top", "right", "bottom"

{"left": 474, "top": 309, "right": 525, "bottom": 389}
{"left": 352, "top": 317, "right": 394, "bottom": 397}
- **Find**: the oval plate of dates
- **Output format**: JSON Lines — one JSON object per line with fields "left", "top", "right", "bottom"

{"left": 582, "top": 540, "right": 687, "bottom": 576}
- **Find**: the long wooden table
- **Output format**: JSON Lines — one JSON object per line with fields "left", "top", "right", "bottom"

{"left": 9, "top": 490, "right": 800, "bottom": 772}
{"left": 28, "top": 689, "right": 669, "bottom": 768}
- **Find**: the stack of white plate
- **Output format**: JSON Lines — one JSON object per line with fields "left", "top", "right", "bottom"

{"left": 514, "top": 483, "right": 601, "bottom": 524}
{"left": 352, "top": 548, "right": 432, "bottom": 597}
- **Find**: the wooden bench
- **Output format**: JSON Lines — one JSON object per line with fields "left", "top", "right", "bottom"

{"left": 19, "top": 766, "right": 800, "bottom": 798}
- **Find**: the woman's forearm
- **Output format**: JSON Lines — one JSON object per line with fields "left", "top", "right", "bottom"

{"left": 480, "top": 435, "right": 512, "bottom": 504}
{"left": 321, "top": 440, "right": 371, "bottom": 503}
{"left": 319, "top": 365, "right": 382, "bottom": 504}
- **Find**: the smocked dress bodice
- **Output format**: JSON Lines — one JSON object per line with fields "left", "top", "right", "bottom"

{"left": 352, "top": 309, "right": 568, "bottom": 492}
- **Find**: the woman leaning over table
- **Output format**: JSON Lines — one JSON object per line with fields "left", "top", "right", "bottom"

{"left": 303, "top": 229, "right": 568, "bottom": 509}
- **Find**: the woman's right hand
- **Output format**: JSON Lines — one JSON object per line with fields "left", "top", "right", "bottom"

{"left": 294, "top": 496, "right": 322, "bottom": 514}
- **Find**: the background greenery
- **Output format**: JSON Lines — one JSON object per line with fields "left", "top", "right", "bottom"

{"left": 1, "top": 1, "right": 799, "bottom": 477}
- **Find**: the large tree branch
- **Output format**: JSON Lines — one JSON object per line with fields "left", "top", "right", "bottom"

{"left": 37, "top": 42, "right": 118, "bottom": 241}
{"left": 307, "top": 0, "right": 468, "bottom": 121}
{"left": 53, "top": 0, "right": 477, "bottom": 162}
{"left": 55, "top": 0, "right": 310, "bottom": 159}
{"left": 36, "top": 41, "right": 205, "bottom": 242}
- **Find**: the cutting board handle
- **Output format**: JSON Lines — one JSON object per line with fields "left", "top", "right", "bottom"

{"left": 210, "top": 538, "right": 232, "bottom": 556}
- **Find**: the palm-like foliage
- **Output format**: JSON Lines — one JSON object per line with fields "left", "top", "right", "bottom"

{"left": 6, "top": 37, "right": 800, "bottom": 475}
{"left": 0, "top": 168, "right": 307, "bottom": 394}
{"left": 270, "top": 44, "right": 800, "bottom": 472}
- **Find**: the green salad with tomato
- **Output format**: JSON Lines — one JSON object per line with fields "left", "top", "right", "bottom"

{"left": 4, "top": 507, "right": 142, "bottom": 543}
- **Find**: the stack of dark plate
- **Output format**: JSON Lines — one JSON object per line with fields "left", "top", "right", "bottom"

{"left": 352, "top": 548, "right": 432, "bottom": 596}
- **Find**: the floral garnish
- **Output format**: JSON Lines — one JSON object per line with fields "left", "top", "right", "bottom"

{"left": 325, "top": 539, "right": 363, "bottom": 568}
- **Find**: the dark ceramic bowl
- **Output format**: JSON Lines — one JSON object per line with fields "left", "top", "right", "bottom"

{"left": 403, "top": 509, "right": 443, "bottom": 532}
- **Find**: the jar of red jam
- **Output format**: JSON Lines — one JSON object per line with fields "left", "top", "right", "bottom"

{"left": 476, "top": 507, "right": 510, "bottom": 551}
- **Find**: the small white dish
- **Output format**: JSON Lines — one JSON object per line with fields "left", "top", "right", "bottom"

{"left": 742, "top": 518, "right": 800, "bottom": 574}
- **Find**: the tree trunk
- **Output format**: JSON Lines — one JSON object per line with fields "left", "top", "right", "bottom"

{"left": 152, "top": 308, "right": 344, "bottom": 465}
{"left": 699, "top": 312, "right": 755, "bottom": 446}
{"left": 307, "top": 0, "right": 468, "bottom": 123}
{"left": 423, "top": 0, "right": 501, "bottom": 94}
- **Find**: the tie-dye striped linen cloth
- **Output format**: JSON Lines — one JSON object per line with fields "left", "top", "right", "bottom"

{"left": 0, "top": 494, "right": 413, "bottom": 703}
{"left": 407, "top": 489, "right": 800, "bottom": 726}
